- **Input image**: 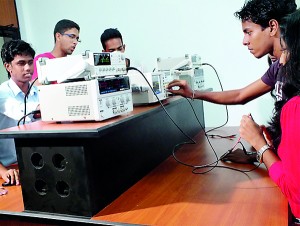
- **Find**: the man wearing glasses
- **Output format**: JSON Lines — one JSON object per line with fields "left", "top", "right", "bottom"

{"left": 31, "top": 19, "right": 80, "bottom": 83}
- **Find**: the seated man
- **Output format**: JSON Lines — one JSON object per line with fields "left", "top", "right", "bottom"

{"left": 0, "top": 40, "right": 39, "bottom": 194}
{"left": 32, "top": 19, "right": 80, "bottom": 84}
{"left": 100, "top": 28, "right": 130, "bottom": 67}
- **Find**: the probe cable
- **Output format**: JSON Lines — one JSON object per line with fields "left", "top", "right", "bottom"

{"left": 127, "top": 67, "right": 197, "bottom": 144}
{"left": 184, "top": 98, "right": 261, "bottom": 173}
{"left": 127, "top": 67, "right": 260, "bottom": 174}
{"left": 19, "top": 77, "right": 38, "bottom": 126}
{"left": 201, "top": 63, "right": 229, "bottom": 134}
{"left": 128, "top": 67, "right": 221, "bottom": 174}
{"left": 172, "top": 61, "right": 260, "bottom": 173}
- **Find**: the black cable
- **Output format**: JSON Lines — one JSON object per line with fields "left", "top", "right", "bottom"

{"left": 180, "top": 99, "right": 221, "bottom": 173}
{"left": 127, "top": 67, "right": 196, "bottom": 143}
{"left": 201, "top": 63, "right": 229, "bottom": 133}
{"left": 172, "top": 97, "right": 260, "bottom": 174}
{"left": 22, "top": 77, "right": 38, "bottom": 125}
{"left": 194, "top": 97, "right": 260, "bottom": 173}
{"left": 207, "top": 134, "right": 237, "bottom": 140}
{"left": 127, "top": 67, "right": 220, "bottom": 174}
{"left": 17, "top": 110, "right": 40, "bottom": 126}
{"left": 192, "top": 163, "right": 261, "bottom": 174}
{"left": 160, "top": 62, "right": 226, "bottom": 174}
{"left": 183, "top": 98, "right": 219, "bottom": 173}
{"left": 128, "top": 66, "right": 259, "bottom": 175}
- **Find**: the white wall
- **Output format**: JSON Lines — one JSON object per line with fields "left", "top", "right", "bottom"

{"left": 14, "top": 0, "right": 300, "bottom": 127}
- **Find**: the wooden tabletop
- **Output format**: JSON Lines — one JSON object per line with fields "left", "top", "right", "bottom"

{"left": 0, "top": 96, "right": 183, "bottom": 139}
{"left": 93, "top": 127, "right": 287, "bottom": 226}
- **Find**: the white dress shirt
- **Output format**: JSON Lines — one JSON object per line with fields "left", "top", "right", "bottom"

{"left": 0, "top": 79, "right": 39, "bottom": 166}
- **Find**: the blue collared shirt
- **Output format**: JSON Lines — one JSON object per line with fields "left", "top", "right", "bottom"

{"left": 0, "top": 79, "right": 39, "bottom": 166}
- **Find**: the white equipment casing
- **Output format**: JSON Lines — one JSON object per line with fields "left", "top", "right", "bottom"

{"left": 37, "top": 51, "right": 127, "bottom": 84}
{"left": 157, "top": 54, "right": 192, "bottom": 71}
{"left": 85, "top": 52, "right": 127, "bottom": 79}
{"left": 157, "top": 54, "right": 205, "bottom": 92}
{"left": 173, "top": 68, "right": 205, "bottom": 91}
{"left": 38, "top": 78, "right": 133, "bottom": 122}
{"left": 37, "top": 54, "right": 87, "bottom": 84}
{"left": 128, "top": 71, "right": 167, "bottom": 104}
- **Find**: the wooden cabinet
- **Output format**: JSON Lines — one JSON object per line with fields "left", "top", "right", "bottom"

{"left": 0, "top": 0, "right": 18, "bottom": 27}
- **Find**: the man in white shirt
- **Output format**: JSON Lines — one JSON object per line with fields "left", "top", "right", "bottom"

{"left": 0, "top": 40, "right": 39, "bottom": 194}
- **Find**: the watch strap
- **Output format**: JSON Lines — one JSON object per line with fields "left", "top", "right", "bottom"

{"left": 257, "top": 144, "right": 270, "bottom": 163}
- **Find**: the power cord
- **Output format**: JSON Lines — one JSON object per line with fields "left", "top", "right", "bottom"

{"left": 127, "top": 67, "right": 196, "bottom": 143}
{"left": 128, "top": 66, "right": 260, "bottom": 174}
{"left": 172, "top": 63, "right": 260, "bottom": 174}
{"left": 127, "top": 67, "right": 221, "bottom": 173}
{"left": 20, "top": 77, "right": 39, "bottom": 125}
{"left": 179, "top": 98, "right": 260, "bottom": 174}
{"left": 201, "top": 63, "right": 229, "bottom": 134}
{"left": 207, "top": 134, "right": 236, "bottom": 140}
{"left": 17, "top": 110, "right": 41, "bottom": 126}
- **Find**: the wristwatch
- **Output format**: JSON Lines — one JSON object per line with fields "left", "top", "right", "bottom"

{"left": 256, "top": 144, "right": 270, "bottom": 163}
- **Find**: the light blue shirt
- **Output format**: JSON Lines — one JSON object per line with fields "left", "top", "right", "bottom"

{"left": 0, "top": 79, "right": 39, "bottom": 166}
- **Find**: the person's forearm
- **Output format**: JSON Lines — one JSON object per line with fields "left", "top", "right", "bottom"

{"left": 193, "top": 78, "right": 271, "bottom": 105}
{"left": 262, "top": 149, "right": 280, "bottom": 170}
{"left": 194, "top": 89, "right": 248, "bottom": 105}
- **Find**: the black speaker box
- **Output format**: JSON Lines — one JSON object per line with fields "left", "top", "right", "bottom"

{"left": 17, "top": 146, "right": 94, "bottom": 217}
{"left": 14, "top": 98, "right": 205, "bottom": 219}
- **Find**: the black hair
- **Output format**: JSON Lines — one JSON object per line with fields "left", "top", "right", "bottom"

{"left": 267, "top": 56, "right": 272, "bottom": 66}
{"left": 234, "top": 0, "right": 297, "bottom": 29}
{"left": 267, "top": 9, "right": 300, "bottom": 150}
{"left": 100, "top": 28, "right": 123, "bottom": 50}
{"left": 1, "top": 40, "right": 35, "bottom": 78}
{"left": 53, "top": 19, "right": 80, "bottom": 42}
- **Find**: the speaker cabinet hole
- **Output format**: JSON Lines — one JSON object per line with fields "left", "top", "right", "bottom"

{"left": 35, "top": 179, "right": 48, "bottom": 196}
{"left": 31, "top": 153, "right": 44, "bottom": 169}
{"left": 56, "top": 181, "right": 70, "bottom": 197}
{"left": 52, "top": 153, "right": 67, "bottom": 170}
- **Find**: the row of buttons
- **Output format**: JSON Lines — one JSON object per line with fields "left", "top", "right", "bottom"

{"left": 96, "top": 67, "right": 126, "bottom": 72}
{"left": 112, "top": 106, "right": 129, "bottom": 114}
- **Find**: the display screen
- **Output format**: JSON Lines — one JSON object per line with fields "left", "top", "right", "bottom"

{"left": 98, "top": 76, "right": 130, "bottom": 94}
{"left": 94, "top": 53, "right": 111, "bottom": 66}
{"left": 152, "top": 75, "right": 162, "bottom": 94}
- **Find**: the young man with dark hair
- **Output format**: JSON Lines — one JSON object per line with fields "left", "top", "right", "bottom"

{"left": 32, "top": 19, "right": 80, "bottom": 82}
{"left": 100, "top": 28, "right": 130, "bottom": 67}
{"left": 0, "top": 40, "right": 39, "bottom": 194}
{"left": 100, "top": 28, "right": 125, "bottom": 53}
{"left": 168, "top": 0, "right": 296, "bottom": 104}
{"left": 167, "top": 0, "right": 297, "bottom": 163}
{"left": 240, "top": 9, "right": 300, "bottom": 222}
